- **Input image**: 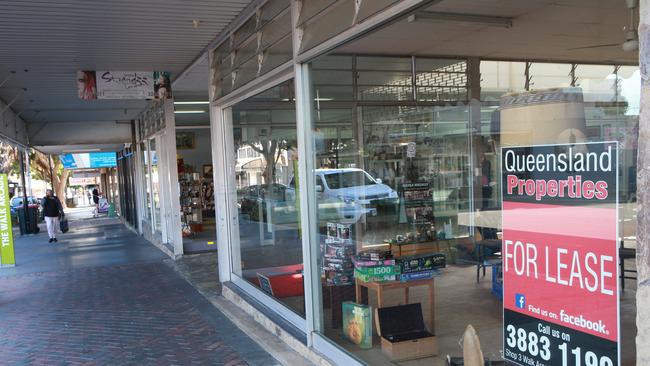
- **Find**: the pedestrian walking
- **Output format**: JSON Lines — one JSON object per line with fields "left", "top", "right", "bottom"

{"left": 92, "top": 187, "right": 100, "bottom": 218}
{"left": 42, "top": 189, "right": 64, "bottom": 243}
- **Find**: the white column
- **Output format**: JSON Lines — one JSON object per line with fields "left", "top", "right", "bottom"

{"left": 209, "top": 49, "right": 238, "bottom": 281}
{"left": 133, "top": 123, "right": 146, "bottom": 235}
{"left": 210, "top": 103, "right": 240, "bottom": 281}
{"left": 163, "top": 99, "right": 184, "bottom": 257}
{"left": 292, "top": 0, "right": 321, "bottom": 344}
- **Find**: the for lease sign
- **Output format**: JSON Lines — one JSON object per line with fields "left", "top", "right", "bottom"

{"left": 502, "top": 142, "right": 619, "bottom": 366}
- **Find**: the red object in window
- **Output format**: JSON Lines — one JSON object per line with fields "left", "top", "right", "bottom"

{"left": 249, "top": 272, "right": 304, "bottom": 298}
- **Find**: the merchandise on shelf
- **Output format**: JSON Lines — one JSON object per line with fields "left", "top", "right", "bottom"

{"left": 352, "top": 257, "right": 396, "bottom": 268}
{"left": 178, "top": 164, "right": 204, "bottom": 235}
{"left": 354, "top": 264, "right": 399, "bottom": 277}
{"left": 355, "top": 249, "right": 392, "bottom": 262}
{"left": 397, "top": 253, "right": 446, "bottom": 274}
{"left": 325, "top": 269, "right": 354, "bottom": 286}
{"left": 353, "top": 270, "right": 396, "bottom": 283}
{"left": 322, "top": 222, "right": 356, "bottom": 286}
{"left": 398, "top": 270, "right": 440, "bottom": 282}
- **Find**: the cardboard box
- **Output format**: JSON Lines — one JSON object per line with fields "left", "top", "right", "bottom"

{"left": 353, "top": 270, "right": 396, "bottom": 283}
{"left": 397, "top": 253, "right": 446, "bottom": 274}
{"left": 342, "top": 302, "right": 372, "bottom": 349}
{"left": 376, "top": 303, "right": 437, "bottom": 361}
{"left": 354, "top": 264, "right": 399, "bottom": 277}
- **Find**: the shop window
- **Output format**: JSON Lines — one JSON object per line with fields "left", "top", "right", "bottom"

{"left": 357, "top": 56, "right": 413, "bottom": 101}
{"left": 312, "top": 55, "right": 354, "bottom": 101}
{"left": 308, "top": 54, "right": 473, "bottom": 360}
{"left": 529, "top": 62, "right": 572, "bottom": 91}
{"left": 480, "top": 60, "right": 527, "bottom": 102}
{"left": 260, "top": 35, "right": 293, "bottom": 75}
{"left": 303, "top": 50, "right": 639, "bottom": 364}
{"left": 575, "top": 64, "right": 617, "bottom": 102}
{"left": 210, "top": 0, "right": 291, "bottom": 101}
{"left": 299, "top": 0, "right": 356, "bottom": 53}
{"left": 298, "top": 0, "right": 398, "bottom": 53}
{"left": 227, "top": 80, "right": 305, "bottom": 318}
{"left": 416, "top": 58, "right": 468, "bottom": 102}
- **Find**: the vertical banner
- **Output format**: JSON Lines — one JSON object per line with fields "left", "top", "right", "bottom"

{"left": 0, "top": 174, "right": 15, "bottom": 267}
{"left": 502, "top": 142, "right": 619, "bottom": 366}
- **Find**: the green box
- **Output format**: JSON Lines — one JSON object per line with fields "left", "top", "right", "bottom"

{"left": 354, "top": 264, "right": 399, "bottom": 277}
{"left": 342, "top": 302, "right": 372, "bottom": 349}
{"left": 354, "top": 269, "right": 396, "bottom": 283}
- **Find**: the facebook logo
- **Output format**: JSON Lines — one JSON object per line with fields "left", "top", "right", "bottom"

{"left": 515, "top": 294, "right": 526, "bottom": 309}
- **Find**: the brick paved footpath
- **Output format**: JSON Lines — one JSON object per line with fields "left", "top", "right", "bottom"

{"left": 0, "top": 218, "right": 280, "bottom": 366}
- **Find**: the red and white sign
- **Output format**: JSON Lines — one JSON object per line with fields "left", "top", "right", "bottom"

{"left": 69, "top": 177, "right": 98, "bottom": 186}
{"left": 502, "top": 142, "right": 619, "bottom": 366}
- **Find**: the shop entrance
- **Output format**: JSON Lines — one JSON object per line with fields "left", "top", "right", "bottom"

{"left": 176, "top": 126, "right": 217, "bottom": 253}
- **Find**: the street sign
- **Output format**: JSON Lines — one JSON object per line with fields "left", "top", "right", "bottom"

{"left": 0, "top": 174, "right": 15, "bottom": 267}
{"left": 502, "top": 142, "right": 619, "bottom": 366}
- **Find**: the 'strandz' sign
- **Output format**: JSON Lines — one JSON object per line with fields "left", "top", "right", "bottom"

{"left": 501, "top": 142, "right": 619, "bottom": 366}
{"left": 96, "top": 71, "right": 154, "bottom": 99}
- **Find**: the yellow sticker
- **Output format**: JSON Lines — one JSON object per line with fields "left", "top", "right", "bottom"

{"left": 207, "top": 241, "right": 215, "bottom": 245}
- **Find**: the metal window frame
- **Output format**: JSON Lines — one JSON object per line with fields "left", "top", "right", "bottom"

{"left": 209, "top": 48, "right": 307, "bottom": 331}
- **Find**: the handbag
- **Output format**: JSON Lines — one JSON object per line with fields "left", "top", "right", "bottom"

{"left": 59, "top": 215, "right": 69, "bottom": 233}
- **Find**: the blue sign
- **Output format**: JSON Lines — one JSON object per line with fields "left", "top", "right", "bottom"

{"left": 515, "top": 293, "right": 526, "bottom": 309}
{"left": 60, "top": 152, "right": 117, "bottom": 169}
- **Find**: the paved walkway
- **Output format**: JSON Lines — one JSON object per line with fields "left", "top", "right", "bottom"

{"left": 0, "top": 214, "right": 280, "bottom": 365}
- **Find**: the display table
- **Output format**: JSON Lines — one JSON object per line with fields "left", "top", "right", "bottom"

{"left": 355, "top": 278, "right": 435, "bottom": 333}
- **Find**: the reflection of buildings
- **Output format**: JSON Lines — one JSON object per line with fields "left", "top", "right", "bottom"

{"left": 235, "top": 144, "right": 290, "bottom": 189}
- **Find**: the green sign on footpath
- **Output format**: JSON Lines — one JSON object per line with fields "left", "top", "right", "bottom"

{"left": 0, "top": 174, "right": 15, "bottom": 267}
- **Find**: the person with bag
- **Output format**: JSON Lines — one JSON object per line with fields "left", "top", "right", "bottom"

{"left": 42, "top": 189, "right": 64, "bottom": 243}
{"left": 92, "top": 187, "right": 100, "bottom": 218}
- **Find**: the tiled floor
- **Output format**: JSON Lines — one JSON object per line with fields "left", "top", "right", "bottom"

{"left": 0, "top": 216, "right": 280, "bottom": 366}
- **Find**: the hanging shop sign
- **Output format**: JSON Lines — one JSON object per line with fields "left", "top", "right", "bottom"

{"left": 96, "top": 71, "right": 155, "bottom": 99}
{"left": 60, "top": 152, "right": 117, "bottom": 169}
{"left": 77, "top": 71, "right": 173, "bottom": 100}
{"left": 0, "top": 174, "right": 15, "bottom": 267}
{"left": 501, "top": 141, "right": 619, "bottom": 366}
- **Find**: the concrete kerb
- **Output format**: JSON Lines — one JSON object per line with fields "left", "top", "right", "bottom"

{"left": 164, "top": 259, "right": 330, "bottom": 366}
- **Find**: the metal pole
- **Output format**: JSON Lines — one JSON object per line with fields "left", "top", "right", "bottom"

{"left": 25, "top": 151, "right": 32, "bottom": 196}
{"left": 48, "top": 155, "right": 54, "bottom": 192}
{"left": 19, "top": 150, "right": 30, "bottom": 233}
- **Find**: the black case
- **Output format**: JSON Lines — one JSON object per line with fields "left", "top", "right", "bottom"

{"left": 377, "top": 303, "right": 433, "bottom": 341}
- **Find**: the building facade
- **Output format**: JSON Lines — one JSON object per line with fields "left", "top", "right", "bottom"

{"left": 124, "top": 1, "right": 648, "bottom": 364}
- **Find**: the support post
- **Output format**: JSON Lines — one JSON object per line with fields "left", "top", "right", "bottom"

{"left": 19, "top": 150, "right": 30, "bottom": 233}
{"left": 48, "top": 155, "right": 54, "bottom": 192}
{"left": 637, "top": 1, "right": 650, "bottom": 363}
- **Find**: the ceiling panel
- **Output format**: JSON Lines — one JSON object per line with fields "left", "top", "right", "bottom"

{"left": 0, "top": 0, "right": 252, "bottom": 127}
{"left": 337, "top": 0, "right": 638, "bottom": 65}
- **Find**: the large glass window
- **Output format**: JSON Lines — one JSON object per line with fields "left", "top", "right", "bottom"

{"left": 309, "top": 56, "right": 472, "bottom": 361}
{"left": 304, "top": 54, "right": 639, "bottom": 364}
{"left": 227, "top": 80, "right": 305, "bottom": 317}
